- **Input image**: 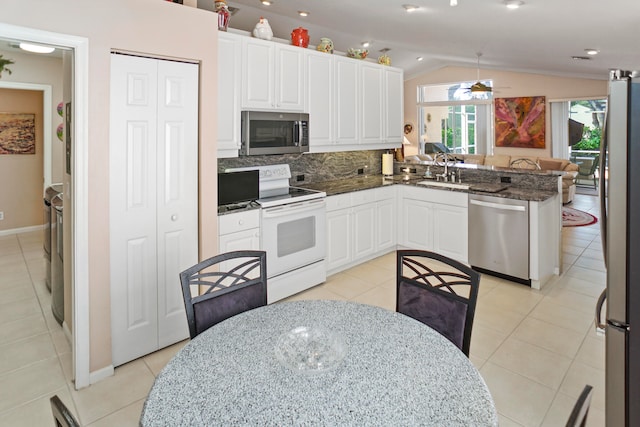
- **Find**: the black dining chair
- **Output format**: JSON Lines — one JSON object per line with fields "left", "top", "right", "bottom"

{"left": 50, "top": 395, "right": 80, "bottom": 427}
{"left": 180, "top": 250, "right": 267, "bottom": 339}
{"left": 396, "top": 250, "right": 480, "bottom": 357}
{"left": 566, "top": 384, "right": 593, "bottom": 427}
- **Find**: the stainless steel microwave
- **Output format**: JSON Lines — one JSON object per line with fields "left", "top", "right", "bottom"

{"left": 240, "top": 111, "right": 309, "bottom": 156}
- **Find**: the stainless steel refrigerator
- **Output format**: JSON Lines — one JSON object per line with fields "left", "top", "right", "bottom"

{"left": 596, "top": 69, "right": 640, "bottom": 427}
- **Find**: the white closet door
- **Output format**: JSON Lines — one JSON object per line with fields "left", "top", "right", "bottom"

{"left": 110, "top": 54, "right": 198, "bottom": 366}
{"left": 156, "top": 59, "right": 198, "bottom": 348}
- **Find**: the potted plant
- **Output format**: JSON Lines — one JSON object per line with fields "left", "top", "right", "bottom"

{"left": 0, "top": 55, "right": 14, "bottom": 78}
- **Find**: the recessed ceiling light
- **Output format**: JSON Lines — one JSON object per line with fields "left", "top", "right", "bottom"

{"left": 450, "top": 0, "right": 458, "bottom": 6}
{"left": 403, "top": 4, "right": 419, "bottom": 12}
{"left": 361, "top": 41, "right": 370, "bottom": 48}
{"left": 417, "top": 56, "right": 424, "bottom": 61}
{"left": 585, "top": 49, "right": 599, "bottom": 55}
{"left": 260, "top": 0, "right": 272, "bottom": 5}
{"left": 298, "top": 10, "right": 309, "bottom": 17}
{"left": 19, "top": 42, "right": 55, "bottom": 54}
{"left": 503, "top": 0, "right": 524, "bottom": 9}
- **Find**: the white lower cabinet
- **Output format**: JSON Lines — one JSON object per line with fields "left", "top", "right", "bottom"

{"left": 399, "top": 186, "right": 468, "bottom": 263}
{"left": 326, "top": 187, "right": 397, "bottom": 274}
{"left": 218, "top": 210, "right": 260, "bottom": 253}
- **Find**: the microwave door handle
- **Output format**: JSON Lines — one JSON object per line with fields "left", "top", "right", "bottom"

{"left": 294, "top": 121, "right": 301, "bottom": 146}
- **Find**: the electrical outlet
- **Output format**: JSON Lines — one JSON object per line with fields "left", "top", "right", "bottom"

{"left": 357, "top": 168, "right": 364, "bottom": 175}
{"left": 0, "top": 211, "right": 4, "bottom": 220}
{"left": 410, "top": 168, "right": 417, "bottom": 174}
{"left": 500, "top": 176, "right": 512, "bottom": 183}
{"left": 296, "top": 174, "right": 305, "bottom": 182}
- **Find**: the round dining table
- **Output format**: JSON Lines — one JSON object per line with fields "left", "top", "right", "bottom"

{"left": 141, "top": 300, "right": 498, "bottom": 426}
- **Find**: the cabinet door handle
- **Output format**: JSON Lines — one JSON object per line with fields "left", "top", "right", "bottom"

{"left": 171, "top": 215, "right": 178, "bottom": 221}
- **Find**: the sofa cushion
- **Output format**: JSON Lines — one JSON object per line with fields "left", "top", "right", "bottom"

{"left": 538, "top": 158, "right": 564, "bottom": 171}
{"left": 484, "top": 154, "right": 511, "bottom": 168}
{"left": 463, "top": 154, "right": 485, "bottom": 165}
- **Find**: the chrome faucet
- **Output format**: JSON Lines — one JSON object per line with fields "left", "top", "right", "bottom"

{"left": 434, "top": 152, "right": 450, "bottom": 181}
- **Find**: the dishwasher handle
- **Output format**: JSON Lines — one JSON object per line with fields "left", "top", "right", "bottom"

{"left": 469, "top": 199, "right": 526, "bottom": 212}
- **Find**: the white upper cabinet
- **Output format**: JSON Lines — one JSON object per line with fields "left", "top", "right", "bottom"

{"left": 384, "top": 67, "right": 404, "bottom": 143}
{"left": 306, "top": 50, "right": 334, "bottom": 147}
{"left": 218, "top": 32, "right": 242, "bottom": 158}
{"left": 334, "top": 56, "right": 360, "bottom": 146}
{"left": 360, "top": 63, "right": 384, "bottom": 144}
{"left": 241, "top": 37, "right": 305, "bottom": 111}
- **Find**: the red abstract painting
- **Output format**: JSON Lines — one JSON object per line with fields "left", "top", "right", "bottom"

{"left": 495, "top": 96, "right": 545, "bottom": 148}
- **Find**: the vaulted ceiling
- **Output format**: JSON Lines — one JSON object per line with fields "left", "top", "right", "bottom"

{"left": 201, "top": 0, "right": 640, "bottom": 80}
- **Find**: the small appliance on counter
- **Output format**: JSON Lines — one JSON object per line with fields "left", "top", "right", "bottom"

{"left": 218, "top": 169, "right": 259, "bottom": 208}
{"left": 382, "top": 151, "right": 394, "bottom": 178}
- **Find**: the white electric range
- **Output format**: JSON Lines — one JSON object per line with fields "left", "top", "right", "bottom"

{"left": 225, "top": 164, "right": 327, "bottom": 302}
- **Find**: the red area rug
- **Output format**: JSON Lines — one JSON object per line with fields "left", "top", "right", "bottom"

{"left": 562, "top": 207, "right": 598, "bottom": 227}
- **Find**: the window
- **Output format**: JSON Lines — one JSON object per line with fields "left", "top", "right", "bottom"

{"left": 417, "top": 81, "right": 493, "bottom": 155}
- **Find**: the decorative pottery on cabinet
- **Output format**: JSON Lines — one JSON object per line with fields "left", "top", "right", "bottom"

{"left": 253, "top": 17, "right": 273, "bottom": 40}
{"left": 214, "top": 0, "right": 230, "bottom": 31}
{"left": 347, "top": 48, "right": 368, "bottom": 59}
{"left": 316, "top": 37, "right": 334, "bottom": 54}
{"left": 291, "top": 27, "right": 310, "bottom": 48}
{"left": 378, "top": 54, "right": 391, "bottom": 66}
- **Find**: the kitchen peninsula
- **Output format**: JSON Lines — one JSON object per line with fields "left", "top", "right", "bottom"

{"left": 300, "top": 160, "right": 562, "bottom": 290}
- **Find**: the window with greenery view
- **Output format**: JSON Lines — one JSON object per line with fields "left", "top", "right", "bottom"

{"left": 417, "top": 82, "right": 493, "bottom": 155}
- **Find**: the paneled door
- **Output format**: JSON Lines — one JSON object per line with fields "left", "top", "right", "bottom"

{"left": 109, "top": 53, "right": 198, "bottom": 366}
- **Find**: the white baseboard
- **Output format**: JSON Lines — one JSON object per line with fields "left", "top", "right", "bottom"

{"left": 0, "top": 224, "right": 44, "bottom": 237}
{"left": 89, "top": 364, "right": 115, "bottom": 385}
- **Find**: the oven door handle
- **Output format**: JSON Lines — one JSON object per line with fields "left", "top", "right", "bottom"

{"left": 261, "top": 199, "right": 325, "bottom": 218}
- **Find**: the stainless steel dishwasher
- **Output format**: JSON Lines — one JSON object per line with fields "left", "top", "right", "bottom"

{"left": 468, "top": 193, "right": 530, "bottom": 284}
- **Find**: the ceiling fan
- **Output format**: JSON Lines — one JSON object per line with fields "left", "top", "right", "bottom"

{"left": 469, "top": 52, "right": 492, "bottom": 94}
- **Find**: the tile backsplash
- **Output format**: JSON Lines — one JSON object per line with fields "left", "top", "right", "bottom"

{"left": 218, "top": 150, "right": 390, "bottom": 185}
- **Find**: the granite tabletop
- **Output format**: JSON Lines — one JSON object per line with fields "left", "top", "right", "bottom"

{"left": 300, "top": 174, "right": 557, "bottom": 202}
{"left": 140, "top": 300, "right": 498, "bottom": 426}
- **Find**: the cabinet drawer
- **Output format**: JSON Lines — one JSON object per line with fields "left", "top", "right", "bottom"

{"left": 351, "top": 188, "right": 376, "bottom": 206}
{"left": 219, "top": 210, "right": 260, "bottom": 235}
{"left": 326, "top": 193, "right": 352, "bottom": 212}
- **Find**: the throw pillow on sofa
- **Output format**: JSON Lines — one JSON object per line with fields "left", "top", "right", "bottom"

{"left": 538, "top": 159, "right": 563, "bottom": 171}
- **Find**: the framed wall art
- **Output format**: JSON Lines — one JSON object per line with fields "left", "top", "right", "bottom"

{"left": 0, "top": 112, "right": 36, "bottom": 154}
{"left": 495, "top": 96, "right": 546, "bottom": 149}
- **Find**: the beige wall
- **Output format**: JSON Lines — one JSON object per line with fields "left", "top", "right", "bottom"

{"left": 1, "top": 0, "right": 218, "bottom": 373}
{"left": 0, "top": 89, "right": 43, "bottom": 231}
{"left": 404, "top": 66, "right": 607, "bottom": 158}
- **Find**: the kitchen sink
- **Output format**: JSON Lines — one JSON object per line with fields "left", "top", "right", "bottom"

{"left": 417, "top": 180, "right": 470, "bottom": 190}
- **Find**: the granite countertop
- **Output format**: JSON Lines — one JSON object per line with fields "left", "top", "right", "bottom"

{"left": 301, "top": 174, "right": 557, "bottom": 202}
{"left": 140, "top": 300, "right": 498, "bottom": 426}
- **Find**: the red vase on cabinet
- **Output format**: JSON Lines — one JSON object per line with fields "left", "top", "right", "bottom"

{"left": 214, "top": 0, "right": 230, "bottom": 32}
{"left": 291, "top": 27, "right": 309, "bottom": 48}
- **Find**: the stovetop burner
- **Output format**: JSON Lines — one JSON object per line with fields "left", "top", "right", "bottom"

{"left": 257, "top": 187, "right": 325, "bottom": 208}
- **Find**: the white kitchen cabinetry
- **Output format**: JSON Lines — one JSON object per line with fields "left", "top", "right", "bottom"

{"left": 383, "top": 67, "right": 404, "bottom": 143}
{"left": 326, "top": 186, "right": 397, "bottom": 274}
{"left": 306, "top": 50, "right": 334, "bottom": 146}
{"left": 109, "top": 54, "right": 198, "bottom": 367}
{"left": 218, "top": 210, "right": 261, "bottom": 253}
{"left": 241, "top": 37, "right": 305, "bottom": 112}
{"left": 399, "top": 186, "right": 468, "bottom": 263}
{"left": 334, "top": 56, "right": 360, "bottom": 146}
{"left": 360, "top": 63, "right": 384, "bottom": 144}
{"left": 218, "top": 32, "right": 242, "bottom": 158}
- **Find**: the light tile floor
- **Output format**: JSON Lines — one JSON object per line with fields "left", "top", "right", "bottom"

{"left": 0, "top": 194, "right": 605, "bottom": 426}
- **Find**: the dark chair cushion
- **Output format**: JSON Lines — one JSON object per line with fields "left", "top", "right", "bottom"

{"left": 193, "top": 283, "right": 265, "bottom": 335}
{"left": 398, "top": 279, "right": 468, "bottom": 350}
